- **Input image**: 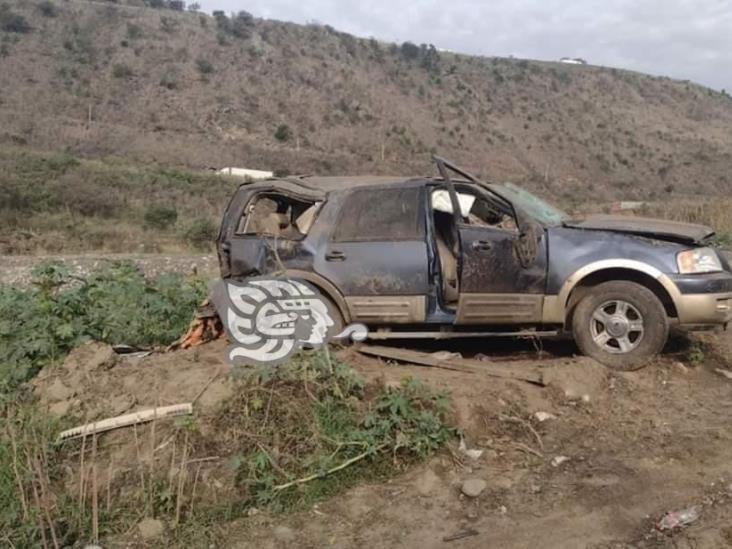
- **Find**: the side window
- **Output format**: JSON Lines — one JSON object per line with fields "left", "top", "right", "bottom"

{"left": 235, "top": 193, "right": 321, "bottom": 239}
{"left": 333, "top": 187, "right": 423, "bottom": 242}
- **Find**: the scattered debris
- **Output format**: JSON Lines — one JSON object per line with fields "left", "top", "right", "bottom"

{"left": 551, "top": 456, "right": 570, "bottom": 467}
{"left": 58, "top": 403, "right": 193, "bottom": 441}
{"left": 501, "top": 414, "right": 544, "bottom": 451}
{"left": 431, "top": 350, "right": 463, "bottom": 361}
{"left": 443, "top": 528, "right": 479, "bottom": 542}
{"left": 112, "top": 344, "right": 150, "bottom": 355}
{"left": 656, "top": 505, "right": 701, "bottom": 530}
{"left": 458, "top": 438, "right": 484, "bottom": 460}
{"left": 714, "top": 368, "right": 732, "bottom": 380}
{"left": 461, "top": 478, "right": 487, "bottom": 498}
{"left": 356, "top": 345, "right": 545, "bottom": 385}
{"left": 167, "top": 299, "right": 223, "bottom": 351}
{"left": 533, "top": 411, "right": 556, "bottom": 422}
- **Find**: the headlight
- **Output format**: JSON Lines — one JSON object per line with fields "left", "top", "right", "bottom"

{"left": 677, "top": 248, "right": 723, "bottom": 274}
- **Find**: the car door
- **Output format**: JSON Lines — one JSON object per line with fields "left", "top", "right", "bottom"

{"left": 315, "top": 185, "right": 430, "bottom": 324}
{"left": 455, "top": 188, "right": 548, "bottom": 324}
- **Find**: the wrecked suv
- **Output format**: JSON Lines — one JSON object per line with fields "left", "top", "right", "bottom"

{"left": 217, "top": 157, "right": 732, "bottom": 369}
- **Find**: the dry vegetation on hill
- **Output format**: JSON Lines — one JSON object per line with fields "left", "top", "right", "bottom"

{"left": 1, "top": 0, "right": 732, "bottom": 207}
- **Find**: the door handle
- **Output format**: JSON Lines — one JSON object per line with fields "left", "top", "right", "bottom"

{"left": 471, "top": 240, "right": 492, "bottom": 251}
{"left": 325, "top": 250, "right": 346, "bottom": 261}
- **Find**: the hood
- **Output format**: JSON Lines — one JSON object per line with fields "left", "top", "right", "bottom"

{"left": 564, "top": 214, "right": 715, "bottom": 244}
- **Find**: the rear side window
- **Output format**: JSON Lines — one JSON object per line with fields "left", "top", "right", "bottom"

{"left": 333, "top": 187, "right": 423, "bottom": 242}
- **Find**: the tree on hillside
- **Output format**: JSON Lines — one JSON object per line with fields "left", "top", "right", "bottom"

{"left": 400, "top": 41, "right": 420, "bottom": 61}
{"left": 0, "top": 5, "right": 31, "bottom": 33}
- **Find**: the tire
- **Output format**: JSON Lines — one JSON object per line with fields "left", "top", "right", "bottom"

{"left": 572, "top": 281, "right": 669, "bottom": 370}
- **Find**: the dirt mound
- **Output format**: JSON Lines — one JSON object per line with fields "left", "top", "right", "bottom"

{"left": 25, "top": 334, "right": 732, "bottom": 548}
{"left": 33, "top": 340, "right": 233, "bottom": 421}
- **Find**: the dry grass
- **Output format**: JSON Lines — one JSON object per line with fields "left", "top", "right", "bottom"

{"left": 0, "top": 0, "right": 731, "bottom": 202}
{"left": 643, "top": 199, "right": 732, "bottom": 243}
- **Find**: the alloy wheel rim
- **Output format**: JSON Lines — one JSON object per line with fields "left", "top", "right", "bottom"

{"left": 589, "top": 300, "right": 645, "bottom": 354}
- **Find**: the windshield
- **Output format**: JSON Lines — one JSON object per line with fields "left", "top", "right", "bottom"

{"left": 487, "top": 182, "right": 568, "bottom": 226}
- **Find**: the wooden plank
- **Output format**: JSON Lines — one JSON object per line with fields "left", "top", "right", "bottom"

{"left": 58, "top": 403, "right": 193, "bottom": 442}
{"left": 356, "top": 345, "right": 545, "bottom": 385}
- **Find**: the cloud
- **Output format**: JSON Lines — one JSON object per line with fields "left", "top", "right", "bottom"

{"left": 199, "top": 0, "right": 732, "bottom": 91}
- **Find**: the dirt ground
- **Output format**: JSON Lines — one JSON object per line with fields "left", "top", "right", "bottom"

{"left": 33, "top": 330, "right": 732, "bottom": 548}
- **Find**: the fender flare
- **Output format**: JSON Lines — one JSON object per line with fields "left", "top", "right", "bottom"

{"left": 542, "top": 259, "right": 681, "bottom": 324}
{"left": 283, "top": 269, "right": 352, "bottom": 324}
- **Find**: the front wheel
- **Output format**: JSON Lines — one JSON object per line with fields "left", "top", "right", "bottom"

{"left": 572, "top": 281, "right": 669, "bottom": 370}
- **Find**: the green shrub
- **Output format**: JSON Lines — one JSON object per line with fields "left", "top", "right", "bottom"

{"left": 144, "top": 204, "right": 178, "bottom": 229}
{"left": 160, "top": 67, "right": 180, "bottom": 89}
{"left": 214, "top": 10, "right": 253, "bottom": 39}
{"left": 37, "top": 0, "right": 58, "bottom": 17}
{"left": 228, "top": 351, "right": 456, "bottom": 509}
{"left": 0, "top": 5, "right": 31, "bottom": 33}
{"left": 111, "top": 63, "right": 133, "bottom": 79}
{"left": 183, "top": 216, "right": 217, "bottom": 250}
{"left": 399, "top": 41, "right": 420, "bottom": 61}
{"left": 160, "top": 15, "right": 178, "bottom": 33}
{"left": 0, "top": 261, "right": 207, "bottom": 394}
{"left": 274, "top": 123, "right": 292, "bottom": 142}
{"left": 196, "top": 58, "right": 214, "bottom": 75}
{"left": 126, "top": 22, "right": 142, "bottom": 39}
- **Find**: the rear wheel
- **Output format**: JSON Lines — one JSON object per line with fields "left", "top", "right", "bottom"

{"left": 572, "top": 281, "right": 669, "bottom": 370}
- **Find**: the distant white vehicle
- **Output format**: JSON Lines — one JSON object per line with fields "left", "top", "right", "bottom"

{"left": 560, "top": 57, "right": 587, "bottom": 65}
{"left": 217, "top": 167, "right": 274, "bottom": 181}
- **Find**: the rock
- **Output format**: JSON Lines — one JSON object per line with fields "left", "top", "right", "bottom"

{"left": 415, "top": 468, "right": 441, "bottom": 496}
{"left": 46, "top": 378, "right": 74, "bottom": 402}
{"left": 138, "top": 518, "right": 164, "bottom": 540}
{"left": 551, "top": 456, "right": 570, "bottom": 467}
{"left": 431, "top": 350, "right": 462, "bottom": 361}
{"left": 458, "top": 439, "right": 484, "bottom": 460}
{"left": 715, "top": 368, "right": 732, "bottom": 380}
{"left": 273, "top": 525, "right": 296, "bottom": 543}
{"left": 533, "top": 411, "right": 556, "bottom": 422}
{"left": 461, "top": 478, "right": 487, "bottom": 498}
{"left": 673, "top": 361, "right": 689, "bottom": 374}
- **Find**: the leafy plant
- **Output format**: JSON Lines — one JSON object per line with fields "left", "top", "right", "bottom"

{"left": 0, "top": 5, "right": 30, "bottom": 33}
{"left": 0, "top": 261, "right": 206, "bottom": 395}
{"left": 37, "top": 0, "right": 58, "bottom": 17}
{"left": 144, "top": 204, "right": 178, "bottom": 229}
{"left": 196, "top": 58, "right": 214, "bottom": 75}
{"left": 182, "top": 217, "right": 216, "bottom": 250}
{"left": 225, "top": 350, "right": 456, "bottom": 509}
{"left": 111, "top": 63, "right": 133, "bottom": 79}
{"left": 687, "top": 341, "right": 705, "bottom": 367}
{"left": 274, "top": 123, "right": 292, "bottom": 142}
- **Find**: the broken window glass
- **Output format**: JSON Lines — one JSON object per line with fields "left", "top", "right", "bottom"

{"left": 236, "top": 193, "right": 321, "bottom": 239}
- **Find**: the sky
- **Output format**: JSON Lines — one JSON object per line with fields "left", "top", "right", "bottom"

{"left": 197, "top": 0, "right": 732, "bottom": 92}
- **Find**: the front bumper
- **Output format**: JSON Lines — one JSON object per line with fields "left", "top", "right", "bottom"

{"left": 669, "top": 272, "right": 732, "bottom": 326}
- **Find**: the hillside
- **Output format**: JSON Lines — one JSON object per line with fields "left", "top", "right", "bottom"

{"left": 1, "top": 0, "right": 732, "bottom": 203}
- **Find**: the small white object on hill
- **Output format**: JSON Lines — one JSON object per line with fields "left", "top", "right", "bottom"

{"left": 559, "top": 57, "right": 587, "bottom": 65}
{"left": 218, "top": 167, "right": 274, "bottom": 181}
